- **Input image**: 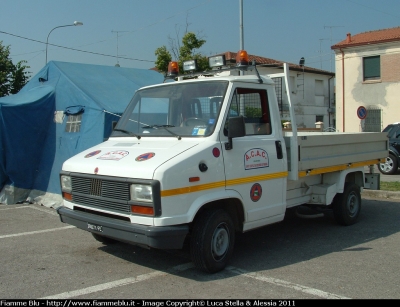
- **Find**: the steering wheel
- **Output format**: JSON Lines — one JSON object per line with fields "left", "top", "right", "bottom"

{"left": 184, "top": 117, "right": 208, "bottom": 126}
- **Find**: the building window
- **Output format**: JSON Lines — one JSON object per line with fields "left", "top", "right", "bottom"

{"left": 364, "top": 107, "right": 382, "bottom": 132}
{"left": 65, "top": 114, "right": 82, "bottom": 132}
{"left": 363, "top": 56, "right": 380, "bottom": 81}
{"left": 315, "top": 80, "right": 323, "bottom": 96}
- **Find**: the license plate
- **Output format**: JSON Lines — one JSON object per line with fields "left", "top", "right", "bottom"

{"left": 87, "top": 222, "right": 103, "bottom": 232}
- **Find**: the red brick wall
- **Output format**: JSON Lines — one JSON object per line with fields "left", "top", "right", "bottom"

{"left": 382, "top": 53, "right": 400, "bottom": 82}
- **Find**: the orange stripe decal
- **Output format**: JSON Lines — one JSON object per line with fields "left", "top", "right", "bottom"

{"left": 160, "top": 171, "right": 288, "bottom": 197}
{"left": 298, "top": 159, "right": 383, "bottom": 177}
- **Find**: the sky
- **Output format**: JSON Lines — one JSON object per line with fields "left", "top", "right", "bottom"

{"left": 1, "top": 0, "right": 400, "bottom": 79}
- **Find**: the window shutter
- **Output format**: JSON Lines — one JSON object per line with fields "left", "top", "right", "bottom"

{"left": 364, "top": 56, "right": 380, "bottom": 80}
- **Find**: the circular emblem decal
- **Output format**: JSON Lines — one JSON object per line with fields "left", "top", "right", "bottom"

{"left": 250, "top": 183, "right": 262, "bottom": 202}
{"left": 135, "top": 152, "right": 155, "bottom": 162}
{"left": 85, "top": 150, "right": 101, "bottom": 158}
{"left": 94, "top": 167, "right": 99, "bottom": 174}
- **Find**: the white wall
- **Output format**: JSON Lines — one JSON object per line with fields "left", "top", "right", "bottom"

{"left": 249, "top": 66, "right": 335, "bottom": 130}
{"left": 334, "top": 42, "right": 400, "bottom": 132}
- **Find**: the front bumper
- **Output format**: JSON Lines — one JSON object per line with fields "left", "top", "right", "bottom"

{"left": 57, "top": 206, "right": 189, "bottom": 249}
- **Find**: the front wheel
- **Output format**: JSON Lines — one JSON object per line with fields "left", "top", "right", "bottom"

{"left": 190, "top": 209, "right": 235, "bottom": 273}
{"left": 332, "top": 183, "right": 361, "bottom": 226}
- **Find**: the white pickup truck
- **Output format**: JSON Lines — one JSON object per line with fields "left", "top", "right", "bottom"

{"left": 57, "top": 51, "right": 388, "bottom": 273}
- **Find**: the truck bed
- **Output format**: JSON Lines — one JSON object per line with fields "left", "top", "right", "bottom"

{"left": 283, "top": 132, "right": 388, "bottom": 172}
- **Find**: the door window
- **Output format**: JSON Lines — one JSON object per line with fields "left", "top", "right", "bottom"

{"left": 225, "top": 88, "right": 271, "bottom": 136}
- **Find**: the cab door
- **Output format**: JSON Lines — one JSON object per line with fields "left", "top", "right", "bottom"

{"left": 220, "top": 85, "right": 287, "bottom": 229}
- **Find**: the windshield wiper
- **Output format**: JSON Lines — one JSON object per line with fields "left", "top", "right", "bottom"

{"left": 113, "top": 128, "right": 141, "bottom": 139}
{"left": 141, "top": 124, "right": 181, "bottom": 140}
{"left": 141, "top": 124, "right": 175, "bottom": 129}
{"left": 163, "top": 127, "right": 181, "bottom": 140}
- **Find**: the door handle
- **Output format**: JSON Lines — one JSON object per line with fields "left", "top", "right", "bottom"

{"left": 275, "top": 140, "right": 283, "bottom": 159}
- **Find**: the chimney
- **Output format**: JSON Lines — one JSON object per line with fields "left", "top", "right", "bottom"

{"left": 346, "top": 33, "right": 352, "bottom": 43}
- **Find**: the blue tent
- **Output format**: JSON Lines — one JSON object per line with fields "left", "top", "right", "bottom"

{"left": 0, "top": 61, "right": 163, "bottom": 206}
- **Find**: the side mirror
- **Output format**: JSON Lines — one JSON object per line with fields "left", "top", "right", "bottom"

{"left": 225, "top": 116, "right": 246, "bottom": 150}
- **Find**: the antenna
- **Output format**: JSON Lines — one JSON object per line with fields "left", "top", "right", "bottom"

{"left": 111, "top": 30, "right": 129, "bottom": 66}
{"left": 324, "top": 25, "right": 344, "bottom": 71}
{"left": 318, "top": 38, "right": 330, "bottom": 69}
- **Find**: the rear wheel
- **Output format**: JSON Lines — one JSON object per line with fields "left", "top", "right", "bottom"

{"left": 190, "top": 209, "right": 235, "bottom": 273}
{"left": 91, "top": 233, "right": 118, "bottom": 244}
{"left": 378, "top": 153, "right": 398, "bottom": 175}
{"left": 332, "top": 183, "right": 361, "bottom": 226}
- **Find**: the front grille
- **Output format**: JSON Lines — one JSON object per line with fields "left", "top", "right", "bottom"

{"left": 90, "top": 178, "right": 102, "bottom": 196}
{"left": 63, "top": 173, "right": 161, "bottom": 217}
{"left": 73, "top": 195, "right": 130, "bottom": 213}
{"left": 72, "top": 176, "right": 130, "bottom": 200}
{"left": 74, "top": 206, "right": 130, "bottom": 221}
{"left": 71, "top": 175, "right": 131, "bottom": 214}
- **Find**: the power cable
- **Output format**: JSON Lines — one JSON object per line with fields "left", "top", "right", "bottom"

{"left": 346, "top": 0, "right": 400, "bottom": 18}
{"left": 0, "top": 30, "right": 153, "bottom": 63}
{"left": 1, "top": 0, "right": 213, "bottom": 63}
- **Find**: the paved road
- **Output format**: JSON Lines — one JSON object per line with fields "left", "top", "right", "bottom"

{"left": 1, "top": 195, "right": 399, "bottom": 300}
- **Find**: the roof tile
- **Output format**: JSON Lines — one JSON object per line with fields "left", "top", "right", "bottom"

{"left": 332, "top": 26, "right": 400, "bottom": 49}
{"left": 217, "top": 51, "right": 332, "bottom": 75}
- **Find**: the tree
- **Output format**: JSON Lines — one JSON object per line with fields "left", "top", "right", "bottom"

{"left": 154, "top": 46, "right": 172, "bottom": 73}
{"left": 0, "top": 41, "right": 31, "bottom": 97}
{"left": 10, "top": 60, "right": 30, "bottom": 94}
{"left": 154, "top": 32, "right": 209, "bottom": 74}
{"left": 0, "top": 42, "right": 14, "bottom": 97}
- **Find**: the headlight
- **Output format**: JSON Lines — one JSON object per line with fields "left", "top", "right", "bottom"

{"left": 130, "top": 184, "right": 153, "bottom": 202}
{"left": 60, "top": 175, "right": 71, "bottom": 192}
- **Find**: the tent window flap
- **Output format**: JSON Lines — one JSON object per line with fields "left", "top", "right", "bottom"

{"left": 64, "top": 105, "right": 85, "bottom": 115}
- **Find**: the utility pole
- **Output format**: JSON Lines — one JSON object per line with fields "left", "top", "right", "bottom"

{"left": 324, "top": 25, "right": 344, "bottom": 72}
{"left": 239, "top": 0, "right": 244, "bottom": 76}
{"left": 239, "top": 0, "right": 244, "bottom": 50}
{"left": 111, "top": 30, "right": 129, "bottom": 67}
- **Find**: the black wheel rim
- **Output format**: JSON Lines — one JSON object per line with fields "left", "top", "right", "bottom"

{"left": 347, "top": 191, "right": 359, "bottom": 218}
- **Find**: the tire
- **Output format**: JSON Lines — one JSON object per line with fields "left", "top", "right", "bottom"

{"left": 91, "top": 233, "right": 118, "bottom": 244}
{"left": 378, "top": 153, "right": 398, "bottom": 175}
{"left": 332, "top": 183, "right": 361, "bottom": 226}
{"left": 190, "top": 209, "right": 235, "bottom": 273}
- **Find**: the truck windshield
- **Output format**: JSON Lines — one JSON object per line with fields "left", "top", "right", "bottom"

{"left": 113, "top": 81, "right": 228, "bottom": 138}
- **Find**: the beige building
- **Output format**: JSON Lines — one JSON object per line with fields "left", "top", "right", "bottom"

{"left": 218, "top": 51, "right": 335, "bottom": 130}
{"left": 332, "top": 27, "right": 400, "bottom": 132}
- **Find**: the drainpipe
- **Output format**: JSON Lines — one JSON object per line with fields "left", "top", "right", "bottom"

{"left": 340, "top": 33, "right": 352, "bottom": 132}
{"left": 328, "top": 75, "right": 334, "bottom": 127}
{"left": 340, "top": 48, "right": 345, "bottom": 132}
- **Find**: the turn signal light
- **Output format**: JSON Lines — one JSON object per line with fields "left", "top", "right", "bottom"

{"left": 63, "top": 192, "right": 72, "bottom": 201}
{"left": 131, "top": 205, "right": 154, "bottom": 215}
{"left": 236, "top": 50, "right": 249, "bottom": 66}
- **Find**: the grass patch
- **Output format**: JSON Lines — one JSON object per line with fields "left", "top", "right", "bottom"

{"left": 380, "top": 181, "right": 400, "bottom": 191}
